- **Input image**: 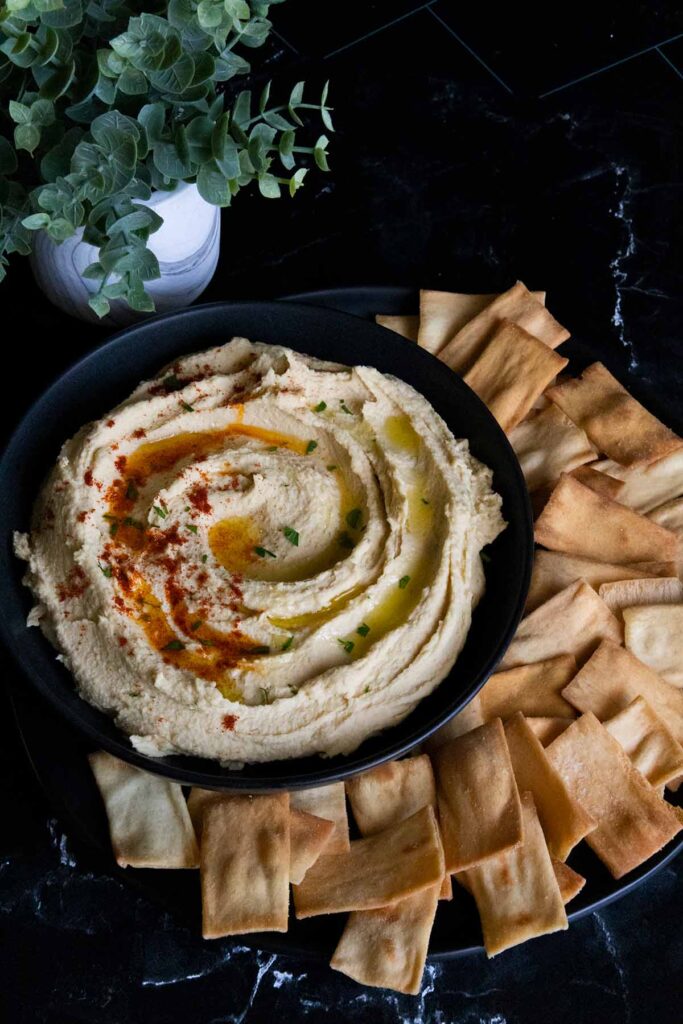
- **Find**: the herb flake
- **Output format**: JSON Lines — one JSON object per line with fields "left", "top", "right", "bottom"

{"left": 281, "top": 635, "right": 294, "bottom": 652}
{"left": 345, "top": 507, "right": 362, "bottom": 530}
{"left": 356, "top": 623, "right": 370, "bottom": 637}
{"left": 162, "top": 639, "right": 185, "bottom": 652}
{"left": 180, "top": 400, "right": 194, "bottom": 412}
{"left": 186, "top": 523, "right": 198, "bottom": 534}
{"left": 398, "top": 575, "right": 411, "bottom": 589}
{"left": 283, "top": 525, "right": 299, "bottom": 546}
{"left": 153, "top": 505, "right": 168, "bottom": 519}
{"left": 254, "top": 546, "right": 276, "bottom": 559}
{"left": 305, "top": 440, "right": 318, "bottom": 454}
{"left": 98, "top": 562, "right": 112, "bottom": 578}
{"left": 313, "top": 401, "right": 327, "bottom": 412}
{"left": 338, "top": 638, "right": 354, "bottom": 654}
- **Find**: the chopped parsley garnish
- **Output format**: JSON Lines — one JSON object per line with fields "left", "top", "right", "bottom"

{"left": 313, "top": 401, "right": 327, "bottom": 412}
{"left": 305, "top": 440, "right": 318, "bottom": 454}
{"left": 186, "top": 523, "right": 198, "bottom": 534}
{"left": 123, "top": 516, "right": 145, "bottom": 531}
{"left": 125, "top": 481, "right": 138, "bottom": 501}
{"left": 163, "top": 374, "right": 183, "bottom": 392}
{"left": 340, "top": 400, "right": 352, "bottom": 414}
{"left": 180, "top": 400, "right": 194, "bottom": 412}
{"left": 103, "top": 513, "right": 117, "bottom": 521}
{"left": 345, "top": 507, "right": 363, "bottom": 530}
{"left": 162, "top": 639, "right": 185, "bottom": 651}
{"left": 109, "top": 522, "right": 119, "bottom": 538}
{"left": 201, "top": 554, "right": 208, "bottom": 563}
{"left": 197, "top": 638, "right": 214, "bottom": 647}
{"left": 190, "top": 620, "right": 203, "bottom": 631}
{"left": 252, "top": 645, "right": 270, "bottom": 656}
{"left": 356, "top": 623, "right": 370, "bottom": 637}
{"left": 266, "top": 445, "right": 278, "bottom": 452}
{"left": 153, "top": 505, "right": 168, "bottom": 519}
{"left": 338, "top": 531, "right": 355, "bottom": 550}
{"left": 283, "top": 526, "right": 299, "bottom": 546}
{"left": 327, "top": 464, "right": 338, "bottom": 471}
{"left": 184, "top": 506, "right": 190, "bottom": 512}
{"left": 398, "top": 575, "right": 411, "bottom": 589}
{"left": 281, "top": 635, "right": 294, "bottom": 652}
{"left": 338, "top": 638, "right": 354, "bottom": 654}
{"left": 421, "top": 497, "right": 430, "bottom": 505}
{"left": 254, "top": 546, "right": 276, "bottom": 559}
{"left": 98, "top": 562, "right": 112, "bottom": 578}
{"left": 364, "top": 685, "right": 371, "bottom": 694}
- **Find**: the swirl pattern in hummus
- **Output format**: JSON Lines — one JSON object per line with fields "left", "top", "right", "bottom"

{"left": 17, "top": 339, "right": 504, "bottom": 762}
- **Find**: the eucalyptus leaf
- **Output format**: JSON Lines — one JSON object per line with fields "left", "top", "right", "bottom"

{"left": 196, "top": 159, "right": 231, "bottom": 205}
{"left": 14, "top": 123, "right": 41, "bottom": 154}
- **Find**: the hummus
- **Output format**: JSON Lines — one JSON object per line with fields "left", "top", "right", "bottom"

{"left": 16, "top": 339, "right": 504, "bottom": 762}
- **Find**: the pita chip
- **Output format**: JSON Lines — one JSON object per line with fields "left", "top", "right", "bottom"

{"left": 504, "top": 713, "right": 596, "bottom": 860}
{"left": 479, "top": 655, "right": 577, "bottom": 720}
{"left": 599, "top": 577, "right": 683, "bottom": 617}
{"left": 534, "top": 474, "right": 678, "bottom": 563}
{"left": 604, "top": 696, "right": 683, "bottom": 788}
{"left": 375, "top": 314, "right": 419, "bottom": 342}
{"left": 290, "top": 782, "right": 350, "bottom": 853}
{"left": 289, "top": 809, "right": 335, "bottom": 885}
{"left": 526, "top": 549, "right": 677, "bottom": 613}
{"left": 547, "top": 362, "right": 682, "bottom": 467}
{"left": 433, "top": 718, "right": 523, "bottom": 873}
{"left": 499, "top": 580, "right": 623, "bottom": 670}
{"left": 293, "top": 806, "right": 444, "bottom": 918}
{"left": 88, "top": 752, "right": 198, "bottom": 869}
{"left": 418, "top": 290, "right": 496, "bottom": 353}
{"left": 591, "top": 447, "right": 683, "bottom": 513}
{"left": 346, "top": 755, "right": 436, "bottom": 837}
{"left": 526, "top": 717, "right": 574, "bottom": 745}
{"left": 552, "top": 859, "right": 586, "bottom": 905}
{"left": 624, "top": 605, "right": 683, "bottom": 686}
{"left": 439, "top": 281, "right": 569, "bottom": 374}
{"left": 463, "top": 320, "right": 569, "bottom": 434}
{"left": 562, "top": 639, "right": 683, "bottom": 748}
{"left": 546, "top": 713, "right": 681, "bottom": 878}
{"left": 330, "top": 885, "right": 440, "bottom": 995}
{"left": 460, "top": 792, "right": 567, "bottom": 957}
{"left": 569, "top": 464, "right": 625, "bottom": 501}
{"left": 200, "top": 793, "right": 290, "bottom": 937}
{"left": 648, "top": 496, "right": 683, "bottom": 533}
{"left": 509, "top": 404, "right": 596, "bottom": 493}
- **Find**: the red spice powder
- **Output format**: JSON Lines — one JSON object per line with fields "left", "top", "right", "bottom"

{"left": 222, "top": 714, "right": 238, "bottom": 731}
{"left": 106, "top": 419, "right": 115, "bottom": 428}
{"left": 187, "top": 483, "right": 212, "bottom": 515}
{"left": 84, "top": 470, "right": 94, "bottom": 486}
{"left": 114, "top": 455, "right": 128, "bottom": 474}
{"left": 57, "top": 567, "right": 90, "bottom": 603}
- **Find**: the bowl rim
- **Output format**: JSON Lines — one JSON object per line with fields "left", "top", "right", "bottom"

{"left": 0, "top": 298, "right": 533, "bottom": 790}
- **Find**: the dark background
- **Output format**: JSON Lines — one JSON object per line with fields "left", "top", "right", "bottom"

{"left": 2, "top": 2, "right": 683, "bottom": 1021}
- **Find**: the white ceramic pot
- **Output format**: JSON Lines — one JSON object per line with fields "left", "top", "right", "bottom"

{"left": 30, "top": 182, "right": 221, "bottom": 325}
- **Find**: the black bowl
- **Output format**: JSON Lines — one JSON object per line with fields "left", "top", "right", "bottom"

{"left": 0, "top": 301, "right": 533, "bottom": 790}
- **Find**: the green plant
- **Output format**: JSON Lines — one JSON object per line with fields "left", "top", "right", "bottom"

{"left": 0, "top": 1, "right": 333, "bottom": 317}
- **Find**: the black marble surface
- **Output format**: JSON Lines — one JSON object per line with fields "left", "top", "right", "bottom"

{"left": 2, "top": 3, "right": 683, "bottom": 1021}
